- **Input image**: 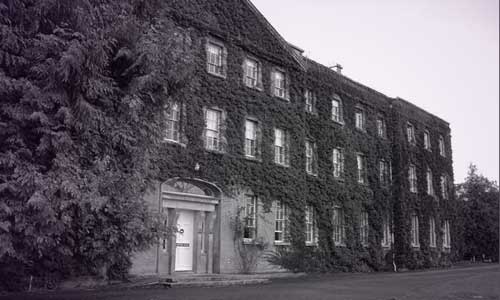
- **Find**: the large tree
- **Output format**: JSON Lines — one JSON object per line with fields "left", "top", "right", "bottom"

{"left": 455, "top": 165, "right": 499, "bottom": 262}
{"left": 0, "top": 0, "right": 194, "bottom": 290}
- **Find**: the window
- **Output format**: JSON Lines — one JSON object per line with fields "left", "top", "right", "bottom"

{"left": 411, "top": 213, "right": 420, "bottom": 248}
{"left": 442, "top": 220, "right": 451, "bottom": 249}
{"left": 305, "top": 205, "right": 317, "bottom": 245}
{"left": 424, "top": 130, "right": 431, "bottom": 151}
{"left": 359, "top": 210, "right": 369, "bottom": 247}
{"left": 382, "top": 216, "right": 392, "bottom": 248}
{"left": 332, "top": 148, "right": 345, "bottom": 179}
{"left": 204, "top": 108, "right": 223, "bottom": 151}
{"left": 165, "top": 102, "right": 181, "bottom": 142}
{"left": 439, "top": 135, "right": 446, "bottom": 157}
{"left": 245, "top": 119, "right": 259, "bottom": 158}
{"left": 206, "top": 41, "right": 225, "bottom": 77}
{"left": 274, "top": 128, "right": 290, "bottom": 166}
{"left": 355, "top": 107, "right": 366, "bottom": 131}
{"left": 305, "top": 90, "right": 316, "bottom": 113}
{"left": 275, "top": 200, "right": 288, "bottom": 243}
{"left": 407, "top": 123, "right": 416, "bottom": 145}
{"left": 441, "top": 175, "right": 449, "bottom": 199}
{"left": 429, "top": 217, "right": 437, "bottom": 248}
{"left": 243, "top": 57, "right": 261, "bottom": 89}
{"left": 271, "top": 69, "right": 287, "bottom": 99}
{"left": 426, "top": 168, "right": 434, "bottom": 196}
{"left": 305, "top": 141, "right": 317, "bottom": 175}
{"left": 357, "top": 154, "right": 367, "bottom": 184}
{"left": 331, "top": 94, "right": 344, "bottom": 123}
{"left": 379, "top": 160, "right": 391, "bottom": 186}
{"left": 243, "top": 195, "right": 257, "bottom": 241}
{"left": 377, "top": 117, "right": 387, "bottom": 138}
{"left": 332, "top": 206, "right": 346, "bottom": 246}
{"left": 408, "top": 164, "right": 418, "bottom": 193}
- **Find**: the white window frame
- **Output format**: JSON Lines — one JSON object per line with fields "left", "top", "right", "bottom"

{"left": 331, "top": 95, "right": 344, "bottom": 123}
{"left": 379, "top": 159, "right": 390, "bottom": 186}
{"left": 244, "top": 119, "right": 258, "bottom": 158}
{"left": 411, "top": 214, "right": 420, "bottom": 248}
{"left": 275, "top": 200, "right": 288, "bottom": 243}
{"left": 409, "top": 164, "right": 418, "bottom": 193}
{"left": 407, "top": 123, "right": 416, "bottom": 145}
{"left": 357, "top": 153, "right": 367, "bottom": 184}
{"left": 360, "top": 210, "right": 369, "bottom": 247}
{"left": 333, "top": 148, "right": 345, "bottom": 179}
{"left": 165, "top": 102, "right": 181, "bottom": 143}
{"left": 305, "top": 141, "right": 317, "bottom": 175}
{"left": 274, "top": 128, "right": 289, "bottom": 167}
{"left": 243, "top": 57, "right": 261, "bottom": 89}
{"left": 206, "top": 41, "right": 225, "bottom": 77}
{"left": 439, "top": 135, "right": 446, "bottom": 157}
{"left": 381, "top": 216, "right": 392, "bottom": 248}
{"left": 355, "top": 108, "right": 366, "bottom": 131}
{"left": 429, "top": 217, "right": 437, "bottom": 248}
{"left": 305, "top": 90, "right": 315, "bottom": 113}
{"left": 204, "top": 108, "right": 222, "bottom": 151}
{"left": 377, "top": 117, "right": 387, "bottom": 138}
{"left": 272, "top": 69, "right": 287, "bottom": 99}
{"left": 442, "top": 220, "right": 451, "bottom": 249}
{"left": 243, "top": 195, "right": 257, "bottom": 242}
{"left": 332, "top": 206, "right": 346, "bottom": 246}
{"left": 441, "top": 175, "right": 449, "bottom": 199}
{"left": 426, "top": 168, "right": 434, "bottom": 196}
{"left": 424, "top": 130, "right": 431, "bottom": 151}
{"left": 305, "top": 205, "right": 317, "bottom": 245}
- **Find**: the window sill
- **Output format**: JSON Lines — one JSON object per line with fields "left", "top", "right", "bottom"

{"left": 334, "top": 243, "right": 346, "bottom": 247}
{"left": 355, "top": 127, "right": 367, "bottom": 133}
{"left": 333, "top": 176, "right": 345, "bottom": 182}
{"left": 163, "top": 139, "right": 187, "bottom": 147}
{"left": 382, "top": 244, "right": 392, "bottom": 249}
{"left": 332, "top": 120, "right": 345, "bottom": 126}
{"left": 207, "top": 70, "right": 227, "bottom": 80}
{"left": 306, "top": 242, "right": 318, "bottom": 247}
{"left": 274, "top": 242, "right": 291, "bottom": 246}
{"left": 275, "top": 162, "right": 290, "bottom": 168}
{"left": 244, "top": 84, "right": 263, "bottom": 92}
{"left": 411, "top": 245, "right": 421, "bottom": 250}
{"left": 243, "top": 239, "right": 256, "bottom": 245}
{"left": 205, "top": 148, "right": 225, "bottom": 155}
{"left": 307, "top": 172, "right": 319, "bottom": 177}
{"left": 244, "top": 155, "right": 262, "bottom": 162}
{"left": 273, "top": 95, "right": 290, "bottom": 102}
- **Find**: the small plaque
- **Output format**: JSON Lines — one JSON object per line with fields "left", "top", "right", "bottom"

{"left": 176, "top": 243, "right": 190, "bottom": 248}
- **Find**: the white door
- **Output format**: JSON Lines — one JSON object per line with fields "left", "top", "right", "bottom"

{"left": 175, "top": 210, "right": 194, "bottom": 271}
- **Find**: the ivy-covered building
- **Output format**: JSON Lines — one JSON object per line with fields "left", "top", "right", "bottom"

{"left": 130, "top": 0, "right": 456, "bottom": 276}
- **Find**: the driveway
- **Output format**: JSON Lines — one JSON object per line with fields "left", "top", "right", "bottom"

{"left": 2, "top": 264, "right": 499, "bottom": 300}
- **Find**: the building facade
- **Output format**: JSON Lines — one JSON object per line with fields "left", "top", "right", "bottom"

{"left": 130, "top": 0, "right": 456, "bottom": 276}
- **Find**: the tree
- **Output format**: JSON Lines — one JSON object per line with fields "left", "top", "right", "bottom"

{"left": 456, "top": 165, "right": 499, "bottom": 262}
{"left": 0, "top": 0, "right": 194, "bottom": 290}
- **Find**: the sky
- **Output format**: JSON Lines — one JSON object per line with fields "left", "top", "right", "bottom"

{"left": 252, "top": 0, "right": 499, "bottom": 183}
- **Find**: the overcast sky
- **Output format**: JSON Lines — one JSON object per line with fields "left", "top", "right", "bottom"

{"left": 252, "top": 0, "right": 499, "bottom": 183}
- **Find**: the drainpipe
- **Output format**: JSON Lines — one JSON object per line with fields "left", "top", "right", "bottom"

{"left": 156, "top": 182, "right": 162, "bottom": 275}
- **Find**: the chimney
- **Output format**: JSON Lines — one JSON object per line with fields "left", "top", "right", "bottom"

{"left": 331, "top": 64, "right": 343, "bottom": 74}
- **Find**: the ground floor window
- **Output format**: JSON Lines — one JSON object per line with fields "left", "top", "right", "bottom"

{"left": 411, "top": 214, "right": 420, "bottom": 248}
{"left": 332, "top": 206, "right": 346, "bottom": 246}
{"left": 275, "top": 200, "right": 289, "bottom": 243}
{"left": 382, "top": 216, "right": 392, "bottom": 248}
{"left": 429, "top": 217, "right": 437, "bottom": 248}
{"left": 359, "top": 210, "right": 369, "bottom": 246}
{"left": 244, "top": 195, "right": 257, "bottom": 241}
{"left": 305, "top": 205, "right": 317, "bottom": 245}
{"left": 442, "top": 220, "right": 451, "bottom": 249}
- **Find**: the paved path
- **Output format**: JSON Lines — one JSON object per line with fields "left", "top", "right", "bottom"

{"left": 2, "top": 264, "right": 499, "bottom": 300}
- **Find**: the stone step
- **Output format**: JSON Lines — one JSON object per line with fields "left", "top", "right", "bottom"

{"left": 169, "top": 278, "right": 270, "bottom": 288}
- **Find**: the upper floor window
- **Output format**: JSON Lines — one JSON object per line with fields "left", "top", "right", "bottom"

{"left": 244, "top": 119, "right": 260, "bottom": 158}
{"left": 379, "top": 160, "right": 391, "bottom": 186}
{"left": 275, "top": 200, "right": 289, "bottom": 243}
{"left": 408, "top": 164, "right": 418, "bottom": 193}
{"left": 377, "top": 117, "right": 387, "bottom": 138}
{"left": 407, "top": 122, "right": 416, "bottom": 145}
{"left": 165, "top": 102, "right": 181, "bottom": 142}
{"left": 382, "top": 216, "right": 392, "bottom": 248}
{"left": 426, "top": 168, "right": 434, "bottom": 196}
{"left": 442, "top": 220, "right": 451, "bottom": 249}
{"left": 424, "top": 130, "right": 431, "bottom": 151}
{"left": 305, "top": 90, "right": 316, "bottom": 114}
{"left": 243, "top": 195, "right": 257, "bottom": 241}
{"left": 357, "top": 153, "right": 367, "bottom": 184}
{"left": 305, "top": 205, "right": 317, "bottom": 245}
{"left": 204, "top": 108, "right": 223, "bottom": 152}
{"left": 274, "top": 128, "right": 290, "bottom": 166}
{"left": 331, "top": 94, "right": 344, "bottom": 123}
{"left": 429, "top": 217, "right": 437, "bottom": 248}
{"left": 411, "top": 213, "right": 420, "bottom": 248}
{"left": 355, "top": 107, "right": 366, "bottom": 131}
{"left": 333, "top": 148, "right": 345, "bottom": 179}
{"left": 359, "top": 210, "right": 369, "bottom": 247}
{"left": 206, "top": 40, "right": 226, "bottom": 77}
{"left": 441, "top": 175, "right": 449, "bottom": 199}
{"left": 305, "top": 141, "right": 318, "bottom": 175}
{"left": 271, "top": 69, "right": 288, "bottom": 99}
{"left": 439, "top": 135, "right": 446, "bottom": 157}
{"left": 332, "top": 206, "right": 346, "bottom": 246}
{"left": 243, "top": 57, "right": 262, "bottom": 89}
